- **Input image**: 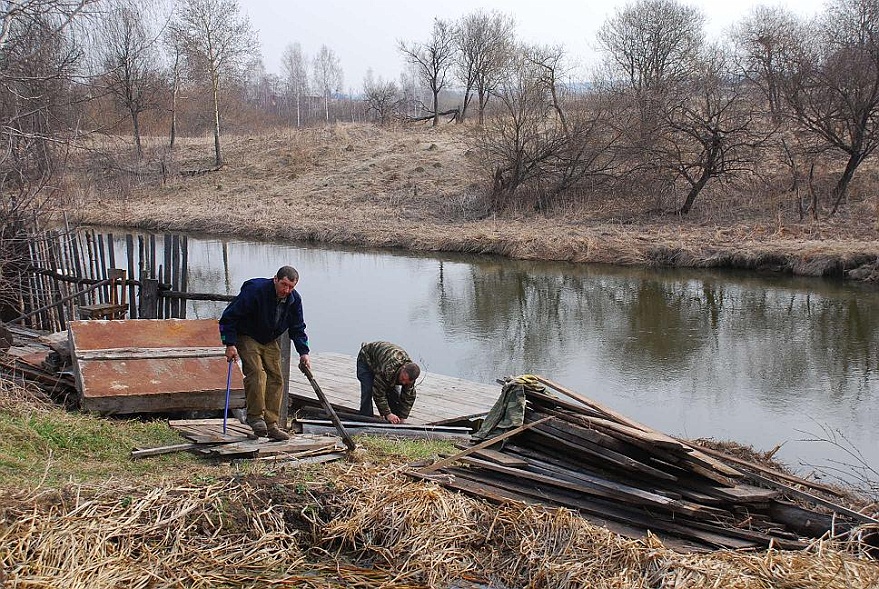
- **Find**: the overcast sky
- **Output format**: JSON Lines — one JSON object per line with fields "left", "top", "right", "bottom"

{"left": 242, "top": 0, "right": 826, "bottom": 91}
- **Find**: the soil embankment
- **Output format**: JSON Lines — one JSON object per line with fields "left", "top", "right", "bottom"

{"left": 67, "top": 125, "right": 879, "bottom": 282}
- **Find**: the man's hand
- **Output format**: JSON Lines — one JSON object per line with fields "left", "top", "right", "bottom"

{"left": 385, "top": 413, "right": 402, "bottom": 425}
{"left": 225, "top": 345, "right": 238, "bottom": 362}
{"left": 298, "top": 354, "right": 311, "bottom": 372}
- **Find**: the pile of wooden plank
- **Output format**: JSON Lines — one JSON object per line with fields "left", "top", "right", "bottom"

{"left": 412, "top": 376, "right": 879, "bottom": 553}
{"left": 0, "top": 324, "right": 77, "bottom": 402}
{"left": 132, "top": 418, "right": 348, "bottom": 464}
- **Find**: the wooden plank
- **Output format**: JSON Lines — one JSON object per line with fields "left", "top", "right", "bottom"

{"left": 296, "top": 418, "right": 470, "bottom": 432}
{"left": 443, "top": 468, "right": 753, "bottom": 551}
{"left": 77, "top": 347, "right": 226, "bottom": 361}
{"left": 741, "top": 470, "right": 879, "bottom": 525}
{"left": 131, "top": 443, "right": 200, "bottom": 458}
{"left": 692, "top": 443, "right": 847, "bottom": 498}
{"left": 533, "top": 375, "right": 742, "bottom": 478}
{"left": 454, "top": 446, "right": 529, "bottom": 468}
{"left": 202, "top": 437, "right": 340, "bottom": 458}
{"left": 301, "top": 424, "right": 470, "bottom": 441}
{"left": 459, "top": 455, "right": 677, "bottom": 508}
{"left": 417, "top": 417, "right": 553, "bottom": 474}
{"left": 527, "top": 422, "right": 679, "bottom": 482}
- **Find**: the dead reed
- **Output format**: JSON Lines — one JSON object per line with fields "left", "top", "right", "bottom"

{"left": 1, "top": 459, "right": 877, "bottom": 588}
{"left": 320, "top": 464, "right": 879, "bottom": 589}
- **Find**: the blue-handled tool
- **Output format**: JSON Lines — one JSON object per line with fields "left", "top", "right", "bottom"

{"left": 223, "top": 360, "right": 233, "bottom": 434}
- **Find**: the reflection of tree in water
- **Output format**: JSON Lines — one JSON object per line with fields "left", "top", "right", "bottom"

{"left": 607, "top": 278, "right": 715, "bottom": 368}
{"left": 432, "top": 259, "right": 599, "bottom": 371}
{"left": 433, "top": 258, "right": 879, "bottom": 411}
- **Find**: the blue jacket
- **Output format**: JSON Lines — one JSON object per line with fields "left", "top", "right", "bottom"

{"left": 218, "top": 277, "right": 310, "bottom": 355}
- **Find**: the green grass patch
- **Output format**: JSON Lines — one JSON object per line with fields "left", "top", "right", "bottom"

{"left": 0, "top": 408, "right": 208, "bottom": 487}
{"left": 356, "top": 435, "right": 457, "bottom": 462}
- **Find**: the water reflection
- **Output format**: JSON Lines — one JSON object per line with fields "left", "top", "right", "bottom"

{"left": 109, "top": 231, "right": 879, "bottom": 476}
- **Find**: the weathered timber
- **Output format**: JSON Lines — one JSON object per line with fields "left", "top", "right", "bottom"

{"left": 76, "top": 346, "right": 225, "bottom": 361}
{"left": 131, "top": 443, "right": 201, "bottom": 459}
{"left": 453, "top": 445, "right": 529, "bottom": 468}
{"left": 301, "top": 423, "right": 470, "bottom": 441}
{"left": 445, "top": 467, "right": 757, "bottom": 551}
{"left": 692, "top": 442, "right": 847, "bottom": 498}
{"left": 741, "top": 470, "right": 879, "bottom": 525}
{"left": 769, "top": 500, "right": 852, "bottom": 538}
{"left": 525, "top": 419, "right": 679, "bottom": 482}
{"left": 458, "top": 455, "right": 678, "bottom": 508}
{"left": 296, "top": 418, "right": 470, "bottom": 432}
{"left": 533, "top": 375, "right": 741, "bottom": 478}
{"left": 417, "top": 416, "right": 553, "bottom": 474}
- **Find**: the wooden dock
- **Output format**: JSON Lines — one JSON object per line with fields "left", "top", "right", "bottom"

{"left": 287, "top": 352, "right": 499, "bottom": 425}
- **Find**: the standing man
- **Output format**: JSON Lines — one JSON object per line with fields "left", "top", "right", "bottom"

{"left": 219, "top": 266, "right": 311, "bottom": 441}
{"left": 357, "top": 341, "right": 420, "bottom": 424}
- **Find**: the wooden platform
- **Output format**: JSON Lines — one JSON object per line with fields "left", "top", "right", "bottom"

{"left": 288, "top": 352, "right": 500, "bottom": 425}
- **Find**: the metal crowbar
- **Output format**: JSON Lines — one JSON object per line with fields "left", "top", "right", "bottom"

{"left": 300, "top": 364, "right": 356, "bottom": 451}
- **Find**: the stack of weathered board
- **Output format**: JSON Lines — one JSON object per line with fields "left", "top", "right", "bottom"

{"left": 0, "top": 324, "right": 77, "bottom": 402}
{"left": 132, "top": 417, "right": 348, "bottom": 464}
{"left": 412, "top": 376, "right": 879, "bottom": 553}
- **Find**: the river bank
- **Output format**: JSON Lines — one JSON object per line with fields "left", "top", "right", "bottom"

{"left": 65, "top": 125, "right": 879, "bottom": 282}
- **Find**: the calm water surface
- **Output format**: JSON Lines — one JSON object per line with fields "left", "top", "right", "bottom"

{"left": 115, "top": 231, "right": 879, "bottom": 479}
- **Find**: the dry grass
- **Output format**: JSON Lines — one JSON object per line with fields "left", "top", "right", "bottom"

{"left": 2, "top": 463, "right": 877, "bottom": 589}
{"left": 60, "top": 124, "right": 879, "bottom": 281}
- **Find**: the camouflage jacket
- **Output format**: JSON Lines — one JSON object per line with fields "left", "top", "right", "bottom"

{"left": 358, "top": 341, "right": 417, "bottom": 418}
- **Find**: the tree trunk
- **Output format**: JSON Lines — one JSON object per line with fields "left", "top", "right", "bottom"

{"left": 131, "top": 110, "right": 142, "bottom": 159}
{"left": 211, "top": 76, "right": 223, "bottom": 168}
{"left": 459, "top": 91, "right": 472, "bottom": 124}
{"left": 477, "top": 90, "right": 488, "bottom": 127}
{"left": 432, "top": 88, "right": 440, "bottom": 127}
{"left": 169, "top": 52, "right": 179, "bottom": 149}
{"left": 324, "top": 93, "right": 329, "bottom": 122}
{"left": 679, "top": 172, "right": 710, "bottom": 215}
{"left": 830, "top": 152, "right": 861, "bottom": 215}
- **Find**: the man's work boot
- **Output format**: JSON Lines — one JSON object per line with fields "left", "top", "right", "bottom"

{"left": 246, "top": 417, "right": 267, "bottom": 439}
{"left": 266, "top": 424, "right": 290, "bottom": 442}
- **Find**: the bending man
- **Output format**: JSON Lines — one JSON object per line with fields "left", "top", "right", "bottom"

{"left": 357, "top": 341, "right": 420, "bottom": 424}
{"left": 219, "top": 266, "right": 311, "bottom": 441}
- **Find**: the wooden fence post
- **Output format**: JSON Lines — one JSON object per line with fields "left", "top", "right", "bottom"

{"left": 139, "top": 274, "right": 159, "bottom": 319}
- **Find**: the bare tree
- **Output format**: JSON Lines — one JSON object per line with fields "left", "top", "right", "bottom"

{"left": 479, "top": 45, "right": 616, "bottom": 212}
{"left": 362, "top": 69, "right": 402, "bottom": 125}
{"left": 172, "top": 0, "right": 258, "bottom": 167}
{"left": 730, "top": 6, "right": 801, "bottom": 123}
{"left": 454, "top": 9, "right": 516, "bottom": 124}
{"left": 399, "top": 18, "right": 456, "bottom": 126}
{"left": 312, "top": 44, "right": 342, "bottom": 123}
{"left": 526, "top": 44, "right": 571, "bottom": 138}
{"left": 777, "top": 0, "right": 879, "bottom": 214}
{"left": 281, "top": 42, "right": 308, "bottom": 127}
{"left": 658, "top": 47, "right": 766, "bottom": 214}
{"left": 597, "top": 0, "right": 705, "bottom": 96}
{"left": 165, "top": 24, "right": 183, "bottom": 148}
{"left": 99, "top": 0, "right": 163, "bottom": 158}
{"left": 399, "top": 65, "right": 425, "bottom": 118}
{"left": 1, "top": 1, "right": 98, "bottom": 314}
